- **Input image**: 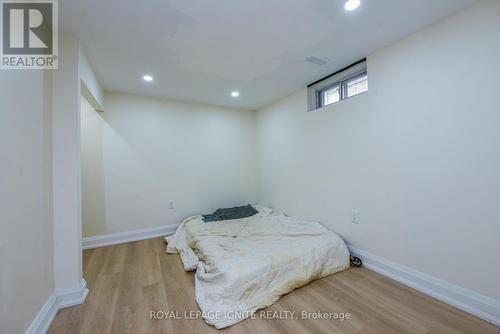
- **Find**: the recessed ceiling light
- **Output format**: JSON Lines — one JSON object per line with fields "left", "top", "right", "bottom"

{"left": 344, "top": 0, "right": 360, "bottom": 11}
{"left": 231, "top": 91, "right": 240, "bottom": 97}
{"left": 142, "top": 74, "right": 153, "bottom": 82}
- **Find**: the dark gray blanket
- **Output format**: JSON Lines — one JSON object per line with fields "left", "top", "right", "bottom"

{"left": 202, "top": 205, "right": 258, "bottom": 223}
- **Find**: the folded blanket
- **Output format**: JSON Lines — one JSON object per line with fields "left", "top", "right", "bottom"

{"left": 202, "top": 204, "right": 258, "bottom": 222}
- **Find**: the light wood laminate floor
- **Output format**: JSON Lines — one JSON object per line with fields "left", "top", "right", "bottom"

{"left": 49, "top": 238, "right": 499, "bottom": 334}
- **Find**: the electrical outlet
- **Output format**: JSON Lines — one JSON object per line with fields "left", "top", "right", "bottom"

{"left": 352, "top": 209, "right": 359, "bottom": 224}
{"left": 168, "top": 200, "right": 175, "bottom": 210}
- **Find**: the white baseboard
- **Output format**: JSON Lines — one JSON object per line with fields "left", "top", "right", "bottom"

{"left": 25, "top": 293, "right": 58, "bottom": 334}
{"left": 55, "top": 279, "right": 89, "bottom": 309}
{"left": 25, "top": 279, "right": 89, "bottom": 334}
{"left": 348, "top": 245, "right": 500, "bottom": 326}
{"left": 82, "top": 224, "right": 179, "bottom": 250}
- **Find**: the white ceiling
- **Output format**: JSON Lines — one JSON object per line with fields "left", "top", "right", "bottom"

{"left": 61, "top": 0, "right": 477, "bottom": 110}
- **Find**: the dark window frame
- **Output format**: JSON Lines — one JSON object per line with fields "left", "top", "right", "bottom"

{"left": 307, "top": 59, "right": 368, "bottom": 111}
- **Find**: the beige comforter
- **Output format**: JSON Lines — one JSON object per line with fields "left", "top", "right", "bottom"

{"left": 165, "top": 207, "right": 350, "bottom": 328}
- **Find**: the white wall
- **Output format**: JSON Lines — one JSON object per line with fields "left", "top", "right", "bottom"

{"left": 81, "top": 97, "right": 107, "bottom": 237}
{"left": 81, "top": 92, "right": 256, "bottom": 237}
{"left": 79, "top": 47, "right": 104, "bottom": 111}
{"left": 0, "top": 71, "right": 54, "bottom": 333}
{"left": 52, "top": 35, "right": 84, "bottom": 292}
{"left": 256, "top": 0, "right": 500, "bottom": 302}
{"left": 0, "top": 35, "right": 102, "bottom": 333}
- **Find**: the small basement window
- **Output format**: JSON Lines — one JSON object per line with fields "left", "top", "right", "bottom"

{"left": 307, "top": 58, "right": 367, "bottom": 111}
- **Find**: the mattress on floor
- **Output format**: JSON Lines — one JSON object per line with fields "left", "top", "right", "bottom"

{"left": 165, "top": 206, "right": 350, "bottom": 329}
